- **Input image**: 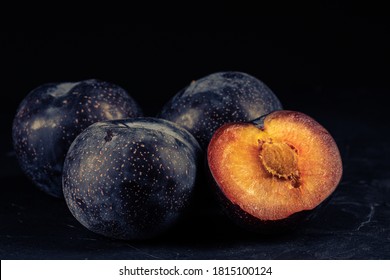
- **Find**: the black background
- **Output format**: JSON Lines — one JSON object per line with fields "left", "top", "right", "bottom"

{"left": 1, "top": 5, "right": 389, "bottom": 259}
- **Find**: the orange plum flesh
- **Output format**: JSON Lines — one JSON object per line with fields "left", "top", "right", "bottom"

{"left": 207, "top": 110, "right": 343, "bottom": 223}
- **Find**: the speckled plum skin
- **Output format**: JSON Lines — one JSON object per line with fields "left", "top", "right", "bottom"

{"left": 62, "top": 118, "right": 201, "bottom": 240}
{"left": 12, "top": 79, "right": 142, "bottom": 198}
{"left": 158, "top": 72, "right": 282, "bottom": 148}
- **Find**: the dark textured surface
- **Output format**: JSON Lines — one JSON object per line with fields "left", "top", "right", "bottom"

{"left": 1, "top": 16, "right": 389, "bottom": 259}
{"left": 1, "top": 116, "right": 389, "bottom": 259}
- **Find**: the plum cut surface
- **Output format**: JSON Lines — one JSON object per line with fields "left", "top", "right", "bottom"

{"left": 208, "top": 110, "right": 343, "bottom": 221}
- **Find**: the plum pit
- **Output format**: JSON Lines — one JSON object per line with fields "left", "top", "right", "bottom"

{"left": 259, "top": 139, "right": 300, "bottom": 188}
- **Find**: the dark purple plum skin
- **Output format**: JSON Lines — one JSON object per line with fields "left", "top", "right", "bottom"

{"left": 158, "top": 71, "right": 282, "bottom": 148}
{"left": 62, "top": 118, "right": 201, "bottom": 240}
{"left": 211, "top": 175, "right": 332, "bottom": 234}
{"left": 12, "top": 79, "right": 142, "bottom": 198}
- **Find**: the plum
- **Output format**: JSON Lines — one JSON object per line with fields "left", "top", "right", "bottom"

{"left": 207, "top": 110, "right": 343, "bottom": 232}
{"left": 62, "top": 118, "right": 201, "bottom": 239}
{"left": 158, "top": 71, "right": 282, "bottom": 148}
{"left": 12, "top": 79, "right": 142, "bottom": 198}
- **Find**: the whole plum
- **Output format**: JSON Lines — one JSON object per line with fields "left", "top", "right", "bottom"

{"left": 158, "top": 71, "right": 282, "bottom": 148}
{"left": 62, "top": 118, "right": 201, "bottom": 239}
{"left": 12, "top": 79, "right": 142, "bottom": 198}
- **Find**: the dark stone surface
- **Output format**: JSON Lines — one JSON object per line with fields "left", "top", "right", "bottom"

{"left": 1, "top": 116, "right": 389, "bottom": 259}
{"left": 1, "top": 18, "right": 389, "bottom": 259}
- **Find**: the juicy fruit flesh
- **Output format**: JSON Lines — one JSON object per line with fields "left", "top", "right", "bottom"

{"left": 208, "top": 111, "right": 343, "bottom": 221}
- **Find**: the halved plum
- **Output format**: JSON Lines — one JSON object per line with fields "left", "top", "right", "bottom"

{"left": 207, "top": 110, "right": 343, "bottom": 232}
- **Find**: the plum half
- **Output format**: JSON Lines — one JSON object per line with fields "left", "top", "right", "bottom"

{"left": 207, "top": 110, "right": 343, "bottom": 232}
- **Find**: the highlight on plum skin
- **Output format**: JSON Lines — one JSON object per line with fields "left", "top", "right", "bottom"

{"left": 12, "top": 79, "right": 142, "bottom": 198}
{"left": 158, "top": 71, "right": 282, "bottom": 149}
{"left": 62, "top": 118, "right": 201, "bottom": 240}
{"left": 207, "top": 110, "right": 343, "bottom": 232}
